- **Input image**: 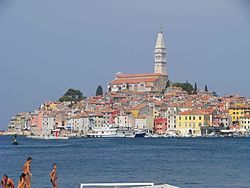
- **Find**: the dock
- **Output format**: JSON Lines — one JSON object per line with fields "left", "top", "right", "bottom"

{"left": 80, "top": 183, "right": 179, "bottom": 188}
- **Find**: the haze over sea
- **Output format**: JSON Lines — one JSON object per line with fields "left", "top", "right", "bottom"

{"left": 1, "top": 136, "right": 250, "bottom": 188}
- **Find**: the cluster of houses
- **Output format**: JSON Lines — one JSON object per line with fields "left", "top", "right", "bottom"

{"left": 7, "top": 86, "right": 250, "bottom": 137}
{"left": 6, "top": 30, "right": 250, "bottom": 137}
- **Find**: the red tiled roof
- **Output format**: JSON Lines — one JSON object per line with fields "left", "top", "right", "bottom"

{"left": 117, "top": 73, "right": 162, "bottom": 78}
{"left": 131, "top": 103, "right": 147, "bottom": 110}
{"left": 241, "top": 114, "right": 250, "bottom": 118}
{"left": 109, "top": 77, "right": 159, "bottom": 85}
{"left": 154, "top": 117, "right": 167, "bottom": 123}
{"left": 179, "top": 109, "right": 210, "bottom": 115}
{"left": 229, "top": 105, "right": 250, "bottom": 109}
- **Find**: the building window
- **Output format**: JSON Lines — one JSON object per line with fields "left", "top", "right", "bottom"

{"left": 193, "top": 116, "right": 195, "bottom": 120}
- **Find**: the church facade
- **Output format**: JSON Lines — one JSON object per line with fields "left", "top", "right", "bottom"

{"left": 108, "top": 30, "right": 168, "bottom": 93}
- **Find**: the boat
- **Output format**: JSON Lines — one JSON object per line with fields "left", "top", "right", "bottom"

{"left": 118, "top": 128, "right": 146, "bottom": 138}
{"left": 12, "top": 134, "right": 18, "bottom": 145}
{"left": 124, "top": 131, "right": 146, "bottom": 138}
{"left": 26, "top": 135, "right": 69, "bottom": 140}
{"left": 12, "top": 140, "right": 18, "bottom": 145}
{"left": 87, "top": 126, "right": 121, "bottom": 138}
{"left": 87, "top": 126, "right": 146, "bottom": 138}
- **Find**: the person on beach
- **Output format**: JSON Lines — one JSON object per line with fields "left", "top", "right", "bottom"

{"left": 17, "top": 173, "right": 26, "bottom": 188}
{"left": 1, "top": 175, "right": 14, "bottom": 188}
{"left": 50, "top": 163, "right": 58, "bottom": 188}
{"left": 22, "top": 156, "right": 32, "bottom": 188}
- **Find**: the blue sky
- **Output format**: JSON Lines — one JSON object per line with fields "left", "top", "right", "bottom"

{"left": 0, "top": 0, "right": 250, "bottom": 129}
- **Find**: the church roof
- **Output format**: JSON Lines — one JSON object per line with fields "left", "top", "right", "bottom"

{"left": 117, "top": 73, "right": 162, "bottom": 78}
{"left": 109, "top": 77, "right": 159, "bottom": 85}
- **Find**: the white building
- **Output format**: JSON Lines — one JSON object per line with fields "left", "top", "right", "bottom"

{"left": 42, "top": 115, "right": 55, "bottom": 134}
{"left": 115, "top": 114, "right": 134, "bottom": 128}
{"left": 165, "top": 106, "right": 179, "bottom": 131}
{"left": 67, "top": 113, "right": 89, "bottom": 136}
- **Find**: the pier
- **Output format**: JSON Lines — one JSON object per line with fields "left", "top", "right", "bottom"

{"left": 80, "top": 183, "right": 179, "bottom": 188}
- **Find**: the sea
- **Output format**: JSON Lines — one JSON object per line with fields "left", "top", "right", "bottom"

{"left": 1, "top": 136, "right": 250, "bottom": 188}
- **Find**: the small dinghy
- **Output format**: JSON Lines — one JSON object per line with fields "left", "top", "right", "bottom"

{"left": 12, "top": 135, "right": 18, "bottom": 145}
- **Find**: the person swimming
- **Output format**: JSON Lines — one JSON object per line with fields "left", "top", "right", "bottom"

{"left": 50, "top": 163, "right": 58, "bottom": 188}
{"left": 17, "top": 173, "right": 26, "bottom": 188}
{"left": 1, "top": 175, "right": 14, "bottom": 188}
{"left": 22, "top": 157, "right": 32, "bottom": 188}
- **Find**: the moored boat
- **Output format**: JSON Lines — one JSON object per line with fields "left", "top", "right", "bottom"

{"left": 87, "top": 126, "right": 146, "bottom": 138}
{"left": 26, "top": 135, "right": 69, "bottom": 140}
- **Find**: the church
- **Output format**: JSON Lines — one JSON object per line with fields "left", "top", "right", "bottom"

{"left": 108, "top": 30, "right": 168, "bottom": 92}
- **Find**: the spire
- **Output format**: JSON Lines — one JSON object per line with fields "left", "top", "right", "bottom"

{"left": 155, "top": 29, "right": 166, "bottom": 49}
{"left": 154, "top": 29, "right": 167, "bottom": 76}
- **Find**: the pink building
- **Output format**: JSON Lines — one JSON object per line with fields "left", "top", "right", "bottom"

{"left": 154, "top": 117, "right": 167, "bottom": 135}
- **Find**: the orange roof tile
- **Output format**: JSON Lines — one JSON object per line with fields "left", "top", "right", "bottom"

{"left": 117, "top": 73, "right": 162, "bottom": 78}
{"left": 109, "top": 77, "right": 159, "bottom": 85}
{"left": 131, "top": 103, "right": 147, "bottom": 110}
{"left": 241, "top": 114, "right": 250, "bottom": 118}
{"left": 179, "top": 109, "right": 210, "bottom": 115}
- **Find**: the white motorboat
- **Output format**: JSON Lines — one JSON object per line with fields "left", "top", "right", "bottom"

{"left": 87, "top": 126, "right": 122, "bottom": 138}
{"left": 87, "top": 126, "right": 146, "bottom": 138}
{"left": 26, "top": 135, "right": 69, "bottom": 140}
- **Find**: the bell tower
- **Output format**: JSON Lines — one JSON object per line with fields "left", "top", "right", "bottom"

{"left": 154, "top": 29, "right": 167, "bottom": 76}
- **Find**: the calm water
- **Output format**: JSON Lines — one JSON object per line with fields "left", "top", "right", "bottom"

{"left": 1, "top": 136, "right": 250, "bottom": 188}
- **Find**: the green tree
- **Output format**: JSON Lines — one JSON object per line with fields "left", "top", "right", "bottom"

{"left": 205, "top": 85, "right": 208, "bottom": 92}
{"left": 212, "top": 91, "right": 218, "bottom": 97}
{"left": 59, "top": 88, "right": 84, "bottom": 103}
{"left": 193, "top": 82, "right": 197, "bottom": 95}
{"left": 96, "top": 85, "right": 103, "bottom": 96}
{"left": 165, "top": 80, "right": 170, "bottom": 89}
{"left": 172, "top": 82, "right": 194, "bottom": 94}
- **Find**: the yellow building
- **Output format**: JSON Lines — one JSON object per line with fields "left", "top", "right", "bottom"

{"left": 228, "top": 104, "right": 250, "bottom": 124}
{"left": 153, "top": 108, "right": 160, "bottom": 118}
{"left": 239, "top": 114, "right": 250, "bottom": 130}
{"left": 130, "top": 104, "right": 147, "bottom": 118}
{"left": 176, "top": 109, "right": 211, "bottom": 136}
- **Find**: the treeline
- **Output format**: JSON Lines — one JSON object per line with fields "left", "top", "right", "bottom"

{"left": 171, "top": 82, "right": 215, "bottom": 95}
{"left": 58, "top": 85, "right": 104, "bottom": 103}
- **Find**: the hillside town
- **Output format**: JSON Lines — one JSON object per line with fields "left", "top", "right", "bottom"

{"left": 4, "top": 87, "right": 250, "bottom": 137}
{"left": 4, "top": 30, "right": 250, "bottom": 138}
